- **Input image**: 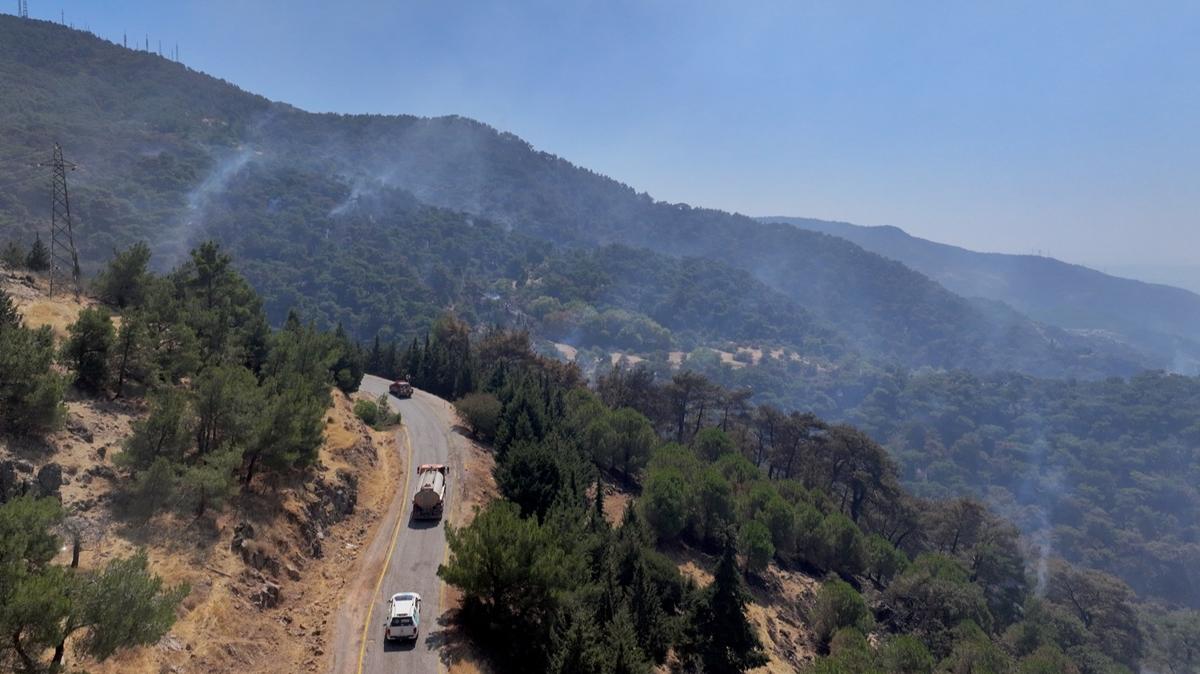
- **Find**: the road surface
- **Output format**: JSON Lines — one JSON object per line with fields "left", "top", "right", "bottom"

{"left": 330, "top": 375, "right": 458, "bottom": 674}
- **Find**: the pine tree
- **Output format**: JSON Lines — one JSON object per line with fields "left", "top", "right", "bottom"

{"left": 0, "top": 287, "right": 21, "bottom": 329}
{"left": 112, "top": 310, "right": 156, "bottom": 396}
{"left": 629, "top": 558, "right": 672, "bottom": 662}
{"left": 330, "top": 323, "right": 364, "bottom": 393}
{"left": 62, "top": 307, "right": 116, "bottom": 394}
{"left": 685, "top": 533, "right": 768, "bottom": 673}
{"left": 549, "top": 608, "right": 607, "bottom": 674}
{"left": 25, "top": 233, "right": 49, "bottom": 271}
{"left": 95, "top": 241, "right": 152, "bottom": 308}
{"left": 1, "top": 240, "right": 25, "bottom": 269}
{"left": 382, "top": 340, "right": 398, "bottom": 379}
{"left": 366, "top": 334, "right": 384, "bottom": 374}
{"left": 402, "top": 336, "right": 420, "bottom": 379}
{"left": 607, "top": 603, "right": 652, "bottom": 674}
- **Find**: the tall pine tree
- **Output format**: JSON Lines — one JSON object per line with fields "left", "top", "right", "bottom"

{"left": 684, "top": 532, "right": 768, "bottom": 673}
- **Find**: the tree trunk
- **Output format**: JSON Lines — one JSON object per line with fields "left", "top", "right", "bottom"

{"left": 115, "top": 335, "right": 131, "bottom": 398}
{"left": 12, "top": 628, "right": 37, "bottom": 673}
{"left": 243, "top": 451, "right": 260, "bottom": 485}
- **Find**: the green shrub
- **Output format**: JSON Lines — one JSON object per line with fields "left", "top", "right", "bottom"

{"left": 643, "top": 467, "right": 690, "bottom": 541}
{"left": 865, "top": 533, "right": 909, "bottom": 586}
{"left": 455, "top": 392, "right": 501, "bottom": 441}
{"left": 739, "top": 519, "right": 775, "bottom": 575}
{"left": 0, "top": 324, "right": 66, "bottom": 436}
{"left": 353, "top": 398, "right": 380, "bottom": 426}
{"left": 812, "top": 578, "right": 873, "bottom": 649}
{"left": 876, "top": 634, "right": 934, "bottom": 673}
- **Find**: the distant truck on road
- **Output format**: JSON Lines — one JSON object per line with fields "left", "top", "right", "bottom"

{"left": 412, "top": 464, "right": 447, "bottom": 520}
{"left": 389, "top": 379, "right": 413, "bottom": 398}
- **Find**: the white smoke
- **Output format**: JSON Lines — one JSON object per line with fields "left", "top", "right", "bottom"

{"left": 156, "top": 145, "right": 256, "bottom": 269}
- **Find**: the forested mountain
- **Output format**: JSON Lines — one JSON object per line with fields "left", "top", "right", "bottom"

{"left": 761, "top": 216, "right": 1200, "bottom": 374}
{"left": 0, "top": 15, "right": 1148, "bottom": 379}
{"left": 4, "top": 15, "right": 1200, "bottom": 620}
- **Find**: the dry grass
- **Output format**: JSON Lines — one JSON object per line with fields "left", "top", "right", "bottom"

{"left": 75, "top": 393, "right": 401, "bottom": 674}
{"left": 552, "top": 342, "right": 578, "bottom": 361}
{"left": 610, "top": 351, "right": 646, "bottom": 367}
{"left": 666, "top": 544, "right": 819, "bottom": 673}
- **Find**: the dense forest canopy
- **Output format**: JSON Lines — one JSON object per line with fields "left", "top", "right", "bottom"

{"left": 0, "top": 15, "right": 1157, "bottom": 380}
{"left": 385, "top": 320, "right": 1191, "bottom": 674}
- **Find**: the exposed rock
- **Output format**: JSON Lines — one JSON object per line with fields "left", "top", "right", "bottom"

{"left": 285, "top": 562, "right": 302, "bottom": 581}
{"left": 66, "top": 418, "right": 94, "bottom": 443}
{"left": 36, "top": 463, "right": 63, "bottom": 497}
{"left": 0, "top": 460, "right": 21, "bottom": 502}
{"left": 85, "top": 464, "right": 117, "bottom": 481}
{"left": 251, "top": 581, "right": 282, "bottom": 609}
{"left": 230, "top": 521, "right": 256, "bottom": 552}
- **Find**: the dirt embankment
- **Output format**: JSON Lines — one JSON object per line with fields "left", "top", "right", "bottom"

{"left": 669, "top": 543, "right": 821, "bottom": 673}
{"left": 81, "top": 394, "right": 402, "bottom": 674}
{"left": 0, "top": 272, "right": 408, "bottom": 673}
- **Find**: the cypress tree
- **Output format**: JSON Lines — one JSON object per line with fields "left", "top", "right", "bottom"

{"left": 381, "top": 340, "right": 398, "bottom": 379}
{"left": 0, "top": 287, "right": 21, "bottom": 329}
{"left": 686, "top": 533, "right": 768, "bottom": 673}
{"left": 25, "top": 234, "right": 49, "bottom": 271}
{"left": 629, "top": 560, "right": 671, "bottom": 663}
{"left": 365, "top": 334, "right": 383, "bottom": 374}
{"left": 401, "top": 336, "right": 420, "bottom": 379}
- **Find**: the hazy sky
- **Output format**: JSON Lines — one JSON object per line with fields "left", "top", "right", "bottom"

{"left": 33, "top": 1, "right": 1200, "bottom": 266}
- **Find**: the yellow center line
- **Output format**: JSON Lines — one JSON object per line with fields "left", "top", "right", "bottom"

{"left": 356, "top": 423, "right": 414, "bottom": 674}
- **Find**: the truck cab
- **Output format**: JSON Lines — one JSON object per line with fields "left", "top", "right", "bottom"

{"left": 389, "top": 379, "right": 414, "bottom": 398}
{"left": 384, "top": 592, "right": 421, "bottom": 641}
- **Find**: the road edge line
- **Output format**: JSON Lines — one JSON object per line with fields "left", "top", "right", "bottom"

{"left": 356, "top": 425, "right": 414, "bottom": 674}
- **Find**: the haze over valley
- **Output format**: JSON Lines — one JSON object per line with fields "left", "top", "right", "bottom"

{"left": 1, "top": 6, "right": 1198, "bottom": 674}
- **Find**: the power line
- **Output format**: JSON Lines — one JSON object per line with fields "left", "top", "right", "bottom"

{"left": 48, "top": 143, "right": 80, "bottom": 299}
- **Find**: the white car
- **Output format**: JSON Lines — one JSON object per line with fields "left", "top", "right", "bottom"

{"left": 385, "top": 592, "right": 421, "bottom": 642}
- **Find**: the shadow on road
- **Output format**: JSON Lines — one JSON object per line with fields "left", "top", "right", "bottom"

{"left": 383, "top": 637, "right": 418, "bottom": 653}
{"left": 407, "top": 517, "right": 441, "bottom": 530}
{"left": 429, "top": 608, "right": 491, "bottom": 671}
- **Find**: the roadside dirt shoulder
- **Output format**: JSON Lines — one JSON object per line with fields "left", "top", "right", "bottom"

{"left": 75, "top": 392, "right": 404, "bottom": 674}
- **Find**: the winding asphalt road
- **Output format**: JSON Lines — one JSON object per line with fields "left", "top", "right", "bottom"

{"left": 330, "top": 375, "right": 457, "bottom": 674}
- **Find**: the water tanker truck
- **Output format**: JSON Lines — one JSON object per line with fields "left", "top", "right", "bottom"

{"left": 412, "top": 464, "right": 447, "bottom": 520}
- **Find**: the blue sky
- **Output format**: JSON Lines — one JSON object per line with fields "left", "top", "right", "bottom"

{"left": 29, "top": 1, "right": 1200, "bottom": 267}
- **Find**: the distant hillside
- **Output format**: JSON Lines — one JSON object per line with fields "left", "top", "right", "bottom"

{"left": 760, "top": 216, "right": 1200, "bottom": 374}
{"left": 0, "top": 15, "right": 1149, "bottom": 379}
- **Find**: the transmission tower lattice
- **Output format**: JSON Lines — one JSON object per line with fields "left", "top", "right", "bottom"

{"left": 48, "top": 143, "right": 80, "bottom": 298}
{"left": 18, "top": 0, "right": 28, "bottom": 19}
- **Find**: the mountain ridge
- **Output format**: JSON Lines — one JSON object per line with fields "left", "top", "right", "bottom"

{"left": 0, "top": 15, "right": 1155, "bottom": 379}
{"left": 761, "top": 215, "right": 1200, "bottom": 374}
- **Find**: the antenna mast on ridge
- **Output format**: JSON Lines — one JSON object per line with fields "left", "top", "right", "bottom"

{"left": 48, "top": 143, "right": 80, "bottom": 298}
{"left": 17, "top": 0, "right": 28, "bottom": 19}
